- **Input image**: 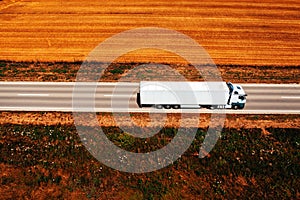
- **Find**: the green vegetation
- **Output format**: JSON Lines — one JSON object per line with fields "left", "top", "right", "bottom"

{"left": 109, "top": 64, "right": 132, "bottom": 75}
{"left": 0, "top": 61, "right": 299, "bottom": 83}
{"left": 0, "top": 124, "right": 299, "bottom": 199}
{"left": 109, "top": 68, "right": 123, "bottom": 74}
{"left": 0, "top": 61, "right": 6, "bottom": 68}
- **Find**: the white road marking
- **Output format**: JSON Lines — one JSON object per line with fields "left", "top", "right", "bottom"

{"left": 281, "top": 96, "right": 300, "bottom": 99}
{"left": 0, "top": 81, "right": 139, "bottom": 86}
{"left": 18, "top": 93, "right": 50, "bottom": 97}
{"left": 103, "top": 94, "right": 133, "bottom": 97}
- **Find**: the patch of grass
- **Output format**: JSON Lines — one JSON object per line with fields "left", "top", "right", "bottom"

{"left": 134, "top": 178, "right": 168, "bottom": 199}
{"left": 1, "top": 176, "right": 15, "bottom": 185}
{"left": 110, "top": 68, "right": 123, "bottom": 74}
{"left": 0, "top": 62, "right": 6, "bottom": 67}
{"left": 51, "top": 68, "right": 68, "bottom": 73}
{"left": 0, "top": 124, "right": 299, "bottom": 199}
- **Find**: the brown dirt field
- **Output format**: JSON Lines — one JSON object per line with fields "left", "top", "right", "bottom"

{"left": 0, "top": 0, "right": 299, "bottom": 65}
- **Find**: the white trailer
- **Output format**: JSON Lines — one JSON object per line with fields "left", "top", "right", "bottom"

{"left": 138, "top": 81, "right": 247, "bottom": 109}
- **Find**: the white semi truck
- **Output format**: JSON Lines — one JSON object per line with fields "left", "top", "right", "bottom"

{"left": 138, "top": 81, "right": 247, "bottom": 109}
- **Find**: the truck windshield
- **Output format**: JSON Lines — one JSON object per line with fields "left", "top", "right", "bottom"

{"left": 227, "top": 82, "right": 234, "bottom": 94}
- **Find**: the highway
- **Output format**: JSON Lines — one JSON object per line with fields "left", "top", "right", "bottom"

{"left": 0, "top": 82, "right": 299, "bottom": 114}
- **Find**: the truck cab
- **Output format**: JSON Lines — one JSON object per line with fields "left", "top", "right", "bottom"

{"left": 226, "top": 82, "right": 247, "bottom": 109}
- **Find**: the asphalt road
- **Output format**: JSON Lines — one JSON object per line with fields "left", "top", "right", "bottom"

{"left": 0, "top": 82, "right": 299, "bottom": 114}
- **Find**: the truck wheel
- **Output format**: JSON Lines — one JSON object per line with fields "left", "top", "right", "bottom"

{"left": 233, "top": 105, "right": 238, "bottom": 110}
{"left": 136, "top": 93, "right": 141, "bottom": 107}
{"left": 172, "top": 105, "right": 180, "bottom": 109}
{"left": 218, "top": 105, "right": 225, "bottom": 109}
{"left": 210, "top": 105, "right": 217, "bottom": 110}
{"left": 164, "top": 105, "right": 171, "bottom": 109}
{"left": 155, "top": 105, "right": 163, "bottom": 109}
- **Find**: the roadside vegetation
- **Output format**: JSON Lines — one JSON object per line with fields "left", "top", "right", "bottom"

{"left": 0, "top": 61, "right": 299, "bottom": 83}
{"left": 0, "top": 124, "right": 299, "bottom": 199}
{"left": 0, "top": 60, "right": 299, "bottom": 198}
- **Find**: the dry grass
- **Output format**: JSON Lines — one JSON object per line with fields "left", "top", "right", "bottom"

{"left": 0, "top": 111, "right": 299, "bottom": 129}
{"left": 0, "top": 0, "right": 299, "bottom": 65}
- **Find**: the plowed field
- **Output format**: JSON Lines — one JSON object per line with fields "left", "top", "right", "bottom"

{"left": 0, "top": 0, "right": 299, "bottom": 65}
